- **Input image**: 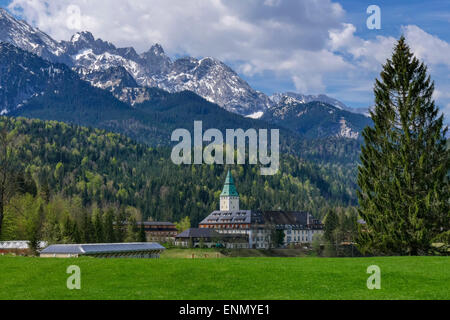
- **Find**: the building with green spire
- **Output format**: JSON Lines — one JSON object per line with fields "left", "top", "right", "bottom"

{"left": 220, "top": 170, "right": 240, "bottom": 211}
{"left": 198, "top": 169, "right": 324, "bottom": 249}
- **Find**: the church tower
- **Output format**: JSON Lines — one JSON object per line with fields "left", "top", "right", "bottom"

{"left": 220, "top": 170, "right": 240, "bottom": 212}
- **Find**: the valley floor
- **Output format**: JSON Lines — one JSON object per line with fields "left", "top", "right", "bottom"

{"left": 0, "top": 256, "right": 448, "bottom": 300}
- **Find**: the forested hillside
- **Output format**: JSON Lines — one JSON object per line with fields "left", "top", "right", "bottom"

{"left": 0, "top": 117, "right": 358, "bottom": 243}
{"left": 2, "top": 43, "right": 363, "bottom": 165}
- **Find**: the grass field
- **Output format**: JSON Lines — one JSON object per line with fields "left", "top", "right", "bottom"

{"left": 160, "top": 248, "right": 310, "bottom": 258}
{"left": 0, "top": 255, "right": 448, "bottom": 300}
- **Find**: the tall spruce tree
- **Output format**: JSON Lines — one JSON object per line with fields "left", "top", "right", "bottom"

{"left": 358, "top": 37, "right": 450, "bottom": 255}
{"left": 324, "top": 209, "right": 339, "bottom": 243}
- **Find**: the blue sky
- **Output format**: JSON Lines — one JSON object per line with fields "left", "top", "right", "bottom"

{"left": 2, "top": 0, "right": 450, "bottom": 121}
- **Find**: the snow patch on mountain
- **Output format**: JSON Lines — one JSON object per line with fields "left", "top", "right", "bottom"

{"left": 337, "top": 118, "right": 359, "bottom": 139}
{"left": 246, "top": 111, "right": 264, "bottom": 119}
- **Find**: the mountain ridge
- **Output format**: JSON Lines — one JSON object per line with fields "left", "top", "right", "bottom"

{"left": 0, "top": 8, "right": 369, "bottom": 119}
{"left": 0, "top": 8, "right": 371, "bottom": 143}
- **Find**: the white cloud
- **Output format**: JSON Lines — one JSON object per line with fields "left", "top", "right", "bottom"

{"left": 8, "top": 0, "right": 344, "bottom": 54}
{"left": 329, "top": 23, "right": 397, "bottom": 71}
{"left": 403, "top": 25, "right": 450, "bottom": 67}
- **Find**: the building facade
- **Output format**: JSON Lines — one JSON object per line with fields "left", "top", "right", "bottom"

{"left": 199, "top": 170, "right": 324, "bottom": 249}
{"left": 175, "top": 228, "right": 249, "bottom": 249}
{"left": 138, "top": 222, "right": 178, "bottom": 242}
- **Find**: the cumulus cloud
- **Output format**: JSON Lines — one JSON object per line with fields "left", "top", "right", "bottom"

{"left": 8, "top": 0, "right": 343, "bottom": 54}
{"left": 328, "top": 22, "right": 450, "bottom": 122}
{"left": 329, "top": 23, "right": 397, "bottom": 71}
{"left": 403, "top": 25, "right": 450, "bottom": 67}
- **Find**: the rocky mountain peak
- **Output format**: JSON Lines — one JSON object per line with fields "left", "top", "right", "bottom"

{"left": 149, "top": 43, "right": 165, "bottom": 56}
{"left": 65, "top": 31, "right": 116, "bottom": 56}
{"left": 70, "top": 31, "right": 95, "bottom": 43}
{"left": 0, "top": 7, "right": 10, "bottom": 17}
{"left": 140, "top": 43, "right": 172, "bottom": 76}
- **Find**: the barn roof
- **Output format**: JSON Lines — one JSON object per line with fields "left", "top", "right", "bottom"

{"left": 261, "top": 211, "right": 310, "bottom": 226}
{"left": 176, "top": 228, "right": 220, "bottom": 238}
{"left": 199, "top": 210, "right": 263, "bottom": 225}
{"left": 40, "top": 243, "right": 165, "bottom": 255}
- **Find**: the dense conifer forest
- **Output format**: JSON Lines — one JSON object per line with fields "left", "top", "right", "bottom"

{"left": 0, "top": 116, "right": 359, "bottom": 244}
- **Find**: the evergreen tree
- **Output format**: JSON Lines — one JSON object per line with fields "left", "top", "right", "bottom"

{"left": 139, "top": 222, "right": 147, "bottom": 243}
{"left": 324, "top": 209, "right": 339, "bottom": 244}
{"left": 24, "top": 171, "right": 37, "bottom": 197}
{"left": 270, "top": 229, "right": 285, "bottom": 248}
{"left": 62, "top": 216, "right": 76, "bottom": 244}
{"left": 93, "top": 209, "right": 104, "bottom": 243}
{"left": 0, "top": 122, "right": 18, "bottom": 237}
{"left": 103, "top": 208, "right": 116, "bottom": 243}
{"left": 125, "top": 216, "right": 139, "bottom": 243}
{"left": 28, "top": 203, "right": 45, "bottom": 255}
{"left": 82, "top": 210, "right": 95, "bottom": 243}
{"left": 40, "top": 179, "right": 50, "bottom": 204}
{"left": 114, "top": 207, "right": 127, "bottom": 242}
{"left": 357, "top": 37, "right": 450, "bottom": 255}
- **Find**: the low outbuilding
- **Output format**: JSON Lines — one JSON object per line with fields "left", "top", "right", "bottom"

{"left": 40, "top": 242, "right": 165, "bottom": 258}
{"left": 0, "top": 241, "right": 47, "bottom": 255}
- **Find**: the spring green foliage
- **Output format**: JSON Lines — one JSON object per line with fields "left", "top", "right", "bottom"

{"left": 0, "top": 122, "right": 20, "bottom": 236}
{"left": 1, "top": 194, "right": 142, "bottom": 244}
{"left": 358, "top": 37, "right": 450, "bottom": 255}
{"left": 317, "top": 208, "right": 359, "bottom": 257}
{"left": 175, "top": 216, "right": 191, "bottom": 233}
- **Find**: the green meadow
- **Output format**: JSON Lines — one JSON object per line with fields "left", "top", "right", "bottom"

{"left": 0, "top": 255, "right": 448, "bottom": 300}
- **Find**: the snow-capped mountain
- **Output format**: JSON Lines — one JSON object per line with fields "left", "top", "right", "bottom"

{"left": 62, "top": 32, "right": 270, "bottom": 114}
{"left": 271, "top": 92, "right": 356, "bottom": 112}
{"left": 0, "top": 8, "right": 269, "bottom": 115}
{"left": 0, "top": 42, "right": 79, "bottom": 115}
{"left": 262, "top": 95, "right": 372, "bottom": 139}
{"left": 0, "top": 8, "right": 369, "bottom": 124}
{"left": 0, "top": 8, "right": 69, "bottom": 64}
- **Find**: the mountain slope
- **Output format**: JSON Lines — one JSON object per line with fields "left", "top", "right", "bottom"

{"left": 270, "top": 92, "right": 349, "bottom": 111}
{"left": 0, "top": 42, "right": 276, "bottom": 145}
{"left": 0, "top": 42, "right": 79, "bottom": 114}
{"left": 0, "top": 8, "right": 69, "bottom": 64}
{"left": 1, "top": 43, "right": 361, "bottom": 165}
{"left": 63, "top": 32, "right": 270, "bottom": 115}
{"left": 263, "top": 95, "right": 372, "bottom": 139}
{"left": 0, "top": 8, "right": 372, "bottom": 123}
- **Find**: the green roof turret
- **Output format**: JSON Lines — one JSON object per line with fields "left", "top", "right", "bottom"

{"left": 220, "top": 170, "right": 239, "bottom": 197}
